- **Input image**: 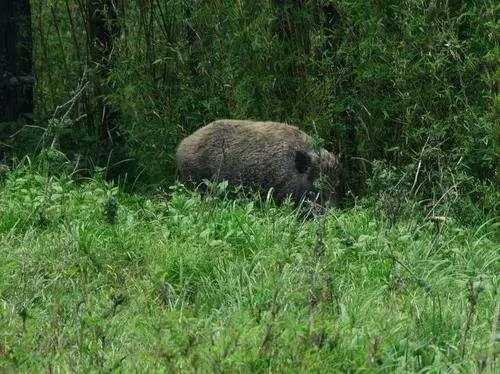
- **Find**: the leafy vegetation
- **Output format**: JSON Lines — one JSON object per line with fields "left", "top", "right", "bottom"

{"left": 24, "top": 1, "right": 497, "bottom": 198}
{"left": 0, "top": 1, "right": 498, "bottom": 371}
{"left": 0, "top": 163, "right": 497, "bottom": 371}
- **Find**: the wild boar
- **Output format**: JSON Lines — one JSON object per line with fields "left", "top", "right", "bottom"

{"left": 175, "top": 119, "right": 341, "bottom": 204}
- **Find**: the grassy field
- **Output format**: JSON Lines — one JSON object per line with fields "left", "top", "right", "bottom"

{"left": 0, "top": 164, "right": 498, "bottom": 372}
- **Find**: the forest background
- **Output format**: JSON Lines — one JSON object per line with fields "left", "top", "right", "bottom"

{"left": 1, "top": 0, "right": 497, "bottom": 221}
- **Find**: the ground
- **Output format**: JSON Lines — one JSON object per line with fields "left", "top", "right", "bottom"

{"left": 0, "top": 166, "right": 498, "bottom": 372}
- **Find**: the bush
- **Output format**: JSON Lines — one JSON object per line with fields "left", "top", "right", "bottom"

{"left": 19, "top": 1, "right": 496, "bottom": 202}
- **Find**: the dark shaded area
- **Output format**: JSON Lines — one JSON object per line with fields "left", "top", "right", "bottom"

{"left": 0, "top": 0, "right": 34, "bottom": 160}
{"left": 86, "top": 0, "right": 120, "bottom": 143}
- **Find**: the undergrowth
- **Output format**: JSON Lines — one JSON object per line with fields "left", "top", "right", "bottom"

{"left": 21, "top": 0, "right": 497, "bottom": 196}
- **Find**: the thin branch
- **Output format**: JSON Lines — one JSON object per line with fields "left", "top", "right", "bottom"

{"left": 410, "top": 136, "right": 430, "bottom": 195}
{"left": 424, "top": 180, "right": 463, "bottom": 221}
{"left": 52, "top": 68, "right": 89, "bottom": 120}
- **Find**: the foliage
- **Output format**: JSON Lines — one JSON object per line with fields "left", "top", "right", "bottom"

{"left": 24, "top": 0, "right": 497, "bottom": 200}
{"left": 2, "top": 3, "right": 497, "bottom": 370}
{"left": 0, "top": 165, "right": 498, "bottom": 371}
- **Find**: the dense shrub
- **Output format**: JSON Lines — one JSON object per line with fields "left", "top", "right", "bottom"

{"left": 27, "top": 1, "right": 497, "bottom": 205}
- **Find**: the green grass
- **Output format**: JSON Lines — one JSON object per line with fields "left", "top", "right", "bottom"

{"left": 0, "top": 165, "right": 498, "bottom": 372}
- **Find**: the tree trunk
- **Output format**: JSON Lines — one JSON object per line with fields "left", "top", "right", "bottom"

{"left": 0, "top": 0, "right": 34, "bottom": 158}
{"left": 86, "top": 0, "right": 120, "bottom": 144}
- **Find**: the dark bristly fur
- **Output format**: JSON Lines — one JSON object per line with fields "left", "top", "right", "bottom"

{"left": 176, "top": 120, "right": 341, "bottom": 205}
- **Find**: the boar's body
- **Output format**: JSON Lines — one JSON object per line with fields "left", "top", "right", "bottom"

{"left": 176, "top": 120, "right": 339, "bottom": 204}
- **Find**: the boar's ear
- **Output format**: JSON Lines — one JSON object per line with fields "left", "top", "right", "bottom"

{"left": 295, "top": 150, "right": 311, "bottom": 173}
